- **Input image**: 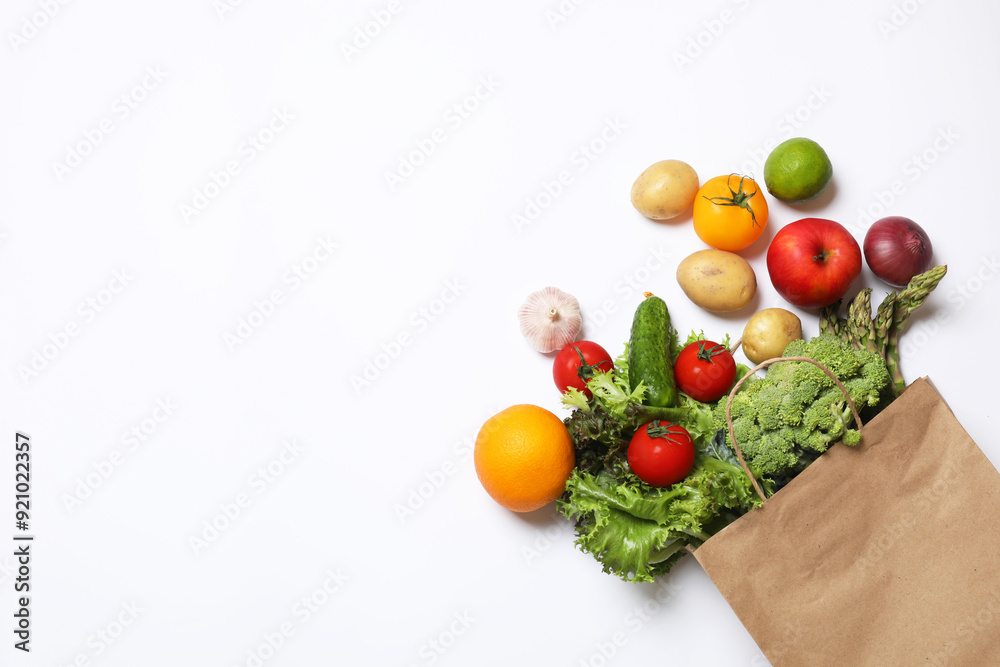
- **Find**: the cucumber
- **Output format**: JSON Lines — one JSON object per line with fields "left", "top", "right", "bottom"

{"left": 628, "top": 293, "right": 678, "bottom": 408}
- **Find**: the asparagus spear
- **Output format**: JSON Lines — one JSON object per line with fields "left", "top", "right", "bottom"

{"left": 873, "top": 291, "right": 897, "bottom": 358}
{"left": 847, "top": 288, "right": 878, "bottom": 354}
{"left": 885, "top": 265, "right": 948, "bottom": 394}
{"left": 816, "top": 266, "right": 946, "bottom": 396}
{"left": 819, "top": 299, "right": 845, "bottom": 338}
{"left": 892, "top": 265, "right": 948, "bottom": 329}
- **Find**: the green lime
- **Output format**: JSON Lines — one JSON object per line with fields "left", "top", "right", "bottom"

{"left": 763, "top": 138, "right": 833, "bottom": 204}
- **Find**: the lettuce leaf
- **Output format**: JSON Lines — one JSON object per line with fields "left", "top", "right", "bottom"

{"left": 561, "top": 367, "right": 646, "bottom": 420}
{"left": 557, "top": 328, "right": 768, "bottom": 583}
{"left": 559, "top": 472, "right": 695, "bottom": 582}
{"left": 559, "top": 453, "right": 763, "bottom": 583}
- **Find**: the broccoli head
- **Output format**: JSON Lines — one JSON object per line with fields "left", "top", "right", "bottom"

{"left": 714, "top": 333, "right": 891, "bottom": 484}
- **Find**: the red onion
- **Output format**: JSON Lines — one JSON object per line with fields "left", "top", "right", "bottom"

{"left": 863, "top": 216, "right": 934, "bottom": 288}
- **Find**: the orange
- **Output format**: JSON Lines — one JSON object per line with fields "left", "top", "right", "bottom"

{"left": 474, "top": 404, "right": 575, "bottom": 513}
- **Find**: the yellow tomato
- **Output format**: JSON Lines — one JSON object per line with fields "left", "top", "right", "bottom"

{"left": 692, "top": 174, "right": 769, "bottom": 251}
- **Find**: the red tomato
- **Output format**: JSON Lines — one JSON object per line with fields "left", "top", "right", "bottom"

{"left": 674, "top": 340, "right": 737, "bottom": 402}
{"left": 553, "top": 341, "right": 614, "bottom": 396}
{"left": 627, "top": 421, "right": 695, "bottom": 487}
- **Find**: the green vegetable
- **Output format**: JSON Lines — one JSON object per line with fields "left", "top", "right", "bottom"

{"left": 563, "top": 373, "right": 715, "bottom": 478}
{"left": 885, "top": 265, "right": 947, "bottom": 392}
{"left": 560, "top": 329, "right": 762, "bottom": 582}
{"left": 559, "top": 440, "right": 763, "bottom": 583}
{"left": 628, "top": 294, "right": 678, "bottom": 408}
{"left": 820, "top": 265, "right": 946, "bottom": 395}
{"left": 714, "top": 333, "right": 892, "bottom": 486}
{"left": 562, "top": 340, "right": 726, "bottom": 476}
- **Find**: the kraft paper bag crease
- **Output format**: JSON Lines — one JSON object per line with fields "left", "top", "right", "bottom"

{"left": 693, "top": 377, "right": 1000, "bottom": 666}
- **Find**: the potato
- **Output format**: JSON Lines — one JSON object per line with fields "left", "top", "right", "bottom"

{"left": 741, "top": 308, "right": 803, "bottom": 365}
{"left": 630, "top": 159, "right": 699, "bottom": 220}
{"left": 676, "top": 249, "right": 756, "bottom": 312}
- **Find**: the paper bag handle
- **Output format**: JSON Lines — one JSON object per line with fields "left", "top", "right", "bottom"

{"left": 723, "top": 352, "right": 865, "bottom": 503}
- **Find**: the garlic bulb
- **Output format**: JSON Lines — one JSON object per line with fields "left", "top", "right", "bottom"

{"left": 518, "top": 286, "right": 582, "bottom": 353}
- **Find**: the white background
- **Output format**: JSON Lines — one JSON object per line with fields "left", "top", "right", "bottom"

{"left": 3, "top": 1, "right": 999, "bottom": 665}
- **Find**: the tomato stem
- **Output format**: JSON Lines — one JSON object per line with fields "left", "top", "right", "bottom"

{"left": 645, "top": 421, "right": 685, "bottom": 445}
{"left": 701, "top": 174, "right": 761, "bottom": 228}
{"left": 695, "top": 341, "right": 728, "bottom": 363}
{"left": 573, "top": 346, "right": 608, "bottom": 384}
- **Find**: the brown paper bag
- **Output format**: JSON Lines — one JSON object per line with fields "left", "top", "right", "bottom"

{"left": 694, "top": 376, "right": 1000, "bottom": 666}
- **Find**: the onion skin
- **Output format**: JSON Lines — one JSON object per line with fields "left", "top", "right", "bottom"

{"left": 863, "top": 216, "right": 933, "bottom": 288}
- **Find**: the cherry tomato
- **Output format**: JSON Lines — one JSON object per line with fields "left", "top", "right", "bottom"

{"left": 674, "top": 340, "right": 737, "bottom": 402}
{"left": 553, "top": 341, "right": 614, "bottom": 396}
{"left": 692, "top": 174, "right": 769, "bottom": 251}
{"left": 627, "top": 421, "right": 695, "bottom": 488}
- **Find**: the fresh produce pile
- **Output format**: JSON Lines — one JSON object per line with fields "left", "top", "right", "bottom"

{"left": 474, "top": 138, "right": 948, "bottom": 584}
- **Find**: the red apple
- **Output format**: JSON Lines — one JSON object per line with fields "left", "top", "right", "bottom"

{"left": 766, "top": 218, "right": 862, "bottom": 309}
